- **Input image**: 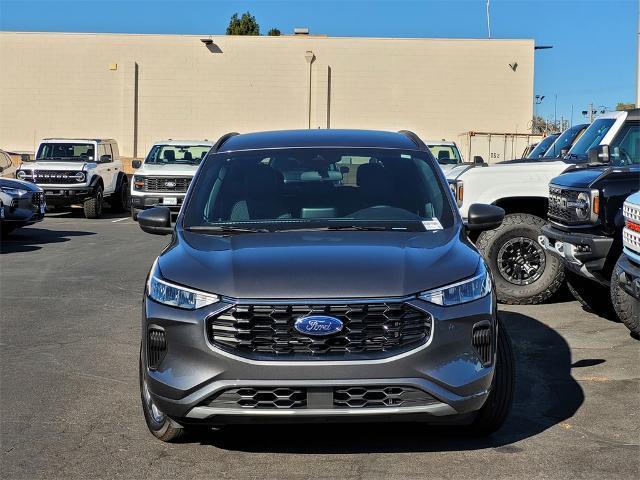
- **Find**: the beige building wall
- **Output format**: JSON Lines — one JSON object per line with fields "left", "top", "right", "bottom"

{"left": 0, "top": 32, "right": 534, "bottom": 161}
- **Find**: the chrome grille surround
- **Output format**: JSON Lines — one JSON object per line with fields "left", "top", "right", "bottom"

{"left": 623, "top": 201, "right": 640, "bottom": 255}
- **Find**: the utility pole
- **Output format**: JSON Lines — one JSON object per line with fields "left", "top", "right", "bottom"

{"left": 589, "top": 103, "right": 594, "bottom": 122}
{"left": 554, "top": 94, "right": 557, "bottom": 129}
{"left": 486, "top": 0, "right": 491, "bottom": 39}
{"left": 570, "top": 105, "right": 574, "bottom": 126}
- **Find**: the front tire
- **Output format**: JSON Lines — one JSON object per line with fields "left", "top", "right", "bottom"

{"left": 139, "top": 347, "right": 184, "bottom": 442}
{"left": 83, "top": 185, "right": 103, "bottom": 219}
{"left": 476, "top": 213, "right": 564, "bottom": 305}
{"left": 566, "top": 271, "right": 617, "bottom": 320}
{"left": 471, "top": 318, "right": 515, "bottom": 435}
{"left": 611, "top": 257, "right": 640, "bottom": 337}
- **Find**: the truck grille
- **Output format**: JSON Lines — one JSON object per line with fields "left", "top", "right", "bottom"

{"left": 623, "top": 201, "right": 640, "bottom": 255}
{"left": 142, "top": 176, "right": 191, "bottom": 192}
{"left": 31, "top": 192, "right": 44, "bottom": 208}
{"left": 208, "top": 302, "right": 431, "bottom": 358}
{"left": 33, "top": 170, "right": 83, "bottom": 184}
{"left": 548, "top": 185, "right": 582, "bottom": 225}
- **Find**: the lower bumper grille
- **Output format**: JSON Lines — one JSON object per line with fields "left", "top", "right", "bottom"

{"left": 208, "top": 301, "right": 431, "bottom": 359}
{"left": 199, "top": 385, "right": 437, "bottom": 410}
{"left": 333, "top": 386, "right": 437, "bottom": 408}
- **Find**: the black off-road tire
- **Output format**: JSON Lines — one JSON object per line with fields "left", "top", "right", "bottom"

{"left": 83, "top": 185, "right": 103, "bottom": 219}
{"left": 611, "top": 257, "right": 640, "bottom": 337}
{"left": 470, "top": 318, "right": 515, "bottom": 435}
{"left": 566, "top": 271, "right": 617, "bottom": 320}
{"left": 1, "top": 224, "right": 16, "bottom": 238}
{"left": 139, "top": 347, "right": 185, "bottom": 443}
{"left": 476, "top": 213, "right": 564, "bottom": 305}
{"left": 110, "top": 176, "right": 130, "bottom": 213}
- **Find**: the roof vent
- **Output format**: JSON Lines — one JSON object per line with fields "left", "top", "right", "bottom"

{"left": 294, "top": 27, "right": 309, "bottom": 35}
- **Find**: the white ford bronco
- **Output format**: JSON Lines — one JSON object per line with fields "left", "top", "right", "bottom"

{"left": 446, "top": 110, "right": 630, "bottom": 304}
{"left": 130, "top": 140, "right": 214, "bottom": 221}
{"left": 15, "top": 138, "right": 129, "bottom": 218}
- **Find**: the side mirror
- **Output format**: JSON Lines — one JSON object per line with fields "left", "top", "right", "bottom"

{"left": 466, "top": 204, "right": 505, "bottom": 232}
{"left": 587, "top": 144, "right": 610, "bottom": 164}
{"left": 99, "top": 154, "right": 112, "bottom": 163}
{"left": 132, "top": 160, "right": 142, "bottom": 169}
{"left": 138, "top": 207, "right": 173, "bottom": 235}
{"left": 473, "top": 155, "right": 486, "bottom": 165}
{"left": 560, "top": 148, "right": 569, "bottom": 156}
{"left": 20, "top": 154, "right": 31, "bottom": 162}
{"left": 339, "top": 166, "right": 350, "bottom": 174}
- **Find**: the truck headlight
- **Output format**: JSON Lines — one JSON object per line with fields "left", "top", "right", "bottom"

{"left": 73, "top": 171, "right": 86, "bottom": 183}
{"left": 147, "top": 270, "right": 219, "bottom": 310}
{"left": 16, "top": 170, "right": 29, "bottom": 180}
{"left": 133, "top": 175, "right": 145, "bottom": 190}
{"left": 570, "top": 190, "right": 599, "bottom": 223}
{"left": 448, "top": 179, "right": 463, "bottom": 208}
{"left": 575, "top": 192, "right": 590, "bottom": 220}
{"left": 419, "top": 260, "right": 491, "bottom": 306}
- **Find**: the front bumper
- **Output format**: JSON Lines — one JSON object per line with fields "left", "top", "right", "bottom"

{"left": 616, "top": 253, "right": 640, "bottom": 300}
{"left": 131, "top": 192, "right": 185, "bottom": 215}
{"left": 0, "top": 193, "right": 45, "bottom": 225}
{"left": 142, "top": 294, "right": 497, "bottom": 424}
{"left": 539, "top": 224, "right": 613, "bottom": 285}
{"left": 42, "top": 185, "right": 95, "bottom": 205}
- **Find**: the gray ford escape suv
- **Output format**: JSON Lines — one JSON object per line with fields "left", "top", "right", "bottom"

{"left": 137, "top": 129, "right": 513, "bottom": 441}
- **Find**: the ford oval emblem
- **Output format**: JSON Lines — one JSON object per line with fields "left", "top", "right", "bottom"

{"left": 294, "top": 315, "right": 343, "bottom": 336}
{"left": 164, "top": 181, "right": 176, "bottom": 188}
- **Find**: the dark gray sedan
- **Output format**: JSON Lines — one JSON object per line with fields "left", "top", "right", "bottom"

{"left": 0, "top": 177, "right": 45, "bottom": 237}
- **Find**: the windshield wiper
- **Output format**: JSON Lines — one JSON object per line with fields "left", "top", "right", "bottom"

{"left": 184, "top": 225, "right": 270, "bottom": 234}
{"left": 276, "top": 225, "right": 398, "bottom": 232}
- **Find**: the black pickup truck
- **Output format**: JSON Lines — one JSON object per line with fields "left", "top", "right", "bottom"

{"left": 539, "top": 110, "right": 640, "bottom": 320}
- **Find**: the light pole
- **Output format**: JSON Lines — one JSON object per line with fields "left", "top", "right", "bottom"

{"left": 533, "top": 95, "right": 545, "bottom": 132}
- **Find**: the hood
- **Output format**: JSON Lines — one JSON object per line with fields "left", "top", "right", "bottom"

{"left": 496, "top": 156, "right": 561, "bottom": 165}
{"left": 136, "top": 163, "right": 199, "bottom": 176}
{"left": 445, "top": 164, "right": 476, "bottom": 180}
{"left": 157, "top": 227, "right": 480, "bottom": 299}
{"left": 20, "top": 161, "right": 93, "bottom": 171}
{"left": 0, "top": 177, "right": 42, "bottom": 192}
{"left": 438, "top": 163, "right": 461, "bottom": 173}
{"left": 550, "top": 167, "right": 606, "bottom": 188}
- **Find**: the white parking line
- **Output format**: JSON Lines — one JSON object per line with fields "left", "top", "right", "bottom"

{"left": 111, "top": 217, "right": 129, "bottom": 223}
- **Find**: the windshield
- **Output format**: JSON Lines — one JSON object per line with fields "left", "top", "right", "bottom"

{"left": 428, "top": 145, "right": 461, "bottom": 165}
{"left": 183, "top": 148, "right": 456, "bottom": 231}
{"left": 526, "top": 134, "right": 558, "bottom": 159}
{"left": 145, "top": 145, "right": 211, "bottom": 165}
{"left": 36, "top": 143, "right": 94, "bottom": 161}
{"left": 567, "top": 118, "right": 616, "bottom": 160}
{"left": 544, "top": 125, "right": 587, "bottom": 158}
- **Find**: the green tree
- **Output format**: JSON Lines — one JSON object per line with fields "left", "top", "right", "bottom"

{"left": 267, "top": 28, "right": 281, "bottom": 36}
{"left": 616, "top": 102, "right": 636, "bottom": 111}
{"left": 226, "top": 12, "right": 260, "bottom": 35}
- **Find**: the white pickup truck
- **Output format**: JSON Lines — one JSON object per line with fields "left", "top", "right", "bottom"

{"left": 15, "top": 138, "right": 129, "bottom": 218}
{"left": 446, "top": 110, "right": 630, "bottom": 304}
{"left": 130, "top": 140, "right": 213, "bottom": 220}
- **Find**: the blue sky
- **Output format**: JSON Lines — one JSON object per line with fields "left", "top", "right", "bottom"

{"left": 1, "top": 0, "right": 637, "bottom": 123}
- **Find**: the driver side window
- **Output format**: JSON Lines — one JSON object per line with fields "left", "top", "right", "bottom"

{"left": 611, "top": 122, "right": 640, "bottom": 165}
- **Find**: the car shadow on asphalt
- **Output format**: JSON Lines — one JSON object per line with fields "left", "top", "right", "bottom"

{"left": 0, "top": 227, "right": 96, "bottom": 254}
{"left": 189, "top": 310, "right": 587, "bottom": 453}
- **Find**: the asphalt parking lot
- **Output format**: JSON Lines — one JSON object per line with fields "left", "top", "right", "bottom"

{"left": 1, "top": 213, "right": 639, "bottom": 480}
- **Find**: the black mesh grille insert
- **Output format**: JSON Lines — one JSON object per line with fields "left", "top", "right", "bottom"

{"left": 147, "top": 329, "right": 167, "bottom": 370}
{"left": 33, "top": 170, "right": 83, "bottom": 184}
{"left": 143, "top": 176, "right": 191, "bottom": 192}
{"left": 333, "top": 386, "right": 437, "bottom": 408}
{"left": 548, "top": 186, "right": 583, "bottom": 225}
{"left": 472, "top": 324, "right": 493, "bottom": 365}
{"left": 208, "top": 302, "right": 431, "bottom": 358}
{"left": 202, "top": 387, "right": 307, "bottom": 409}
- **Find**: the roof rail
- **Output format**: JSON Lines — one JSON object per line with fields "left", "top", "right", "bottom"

{"left": 398, "top": 130, "right": 428, "bottom": 151}
{"left": 212, "top": 132, "right": 239, "bottom": 152}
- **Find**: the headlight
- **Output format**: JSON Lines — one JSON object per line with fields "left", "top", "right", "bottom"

{"left": 569, "top": 190, "right": 599, "bottom": 223}
{"left": 73, "top": 171, "right": 86, "bottom": 183}
{"left": 419, "top": 261, "right": 491, "bottom": 306}
{"left": 16, "top": 170, "right": 29, "bottom": 180}
{"left": 447, "top": 179, "right": 463, "bottom": 208}
{"left": 133, "top": 175, "right": 145, "bottom": 190}
{"left": 0, "top": 186, "right": 29, "bottom": 196}
{"left": 147, "top": 270, "right": 219, "bottom": 310}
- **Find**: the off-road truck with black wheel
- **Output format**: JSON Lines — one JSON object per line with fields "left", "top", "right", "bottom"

{"left": 539, "top": 108, "right": 640, "bottom": 324}
{"left": 447, "top": 110, "right": 631, "bottom": 304}
{"left": 15, "top": 138, "right": 129, "bottom": 219}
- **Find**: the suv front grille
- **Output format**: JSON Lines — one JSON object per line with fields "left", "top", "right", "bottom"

{"left": 142, "top": 176, "right": 191, "bottom": 192}
{"left": 33, "top": 170, "right": 83, "bottom": 184}
{"left": 333, "top": 386, "right": 437, "bottom": 408}
{"left": 208, "top": 302, "right": 431, "bottom": 358}
{"left": 31, "top": 192, "right": 44, "bottom": 208}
